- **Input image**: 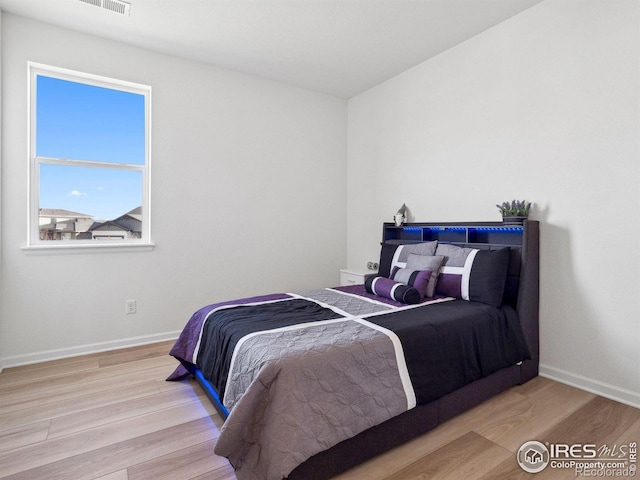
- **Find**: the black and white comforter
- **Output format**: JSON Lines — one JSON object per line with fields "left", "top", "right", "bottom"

{"left": 169, "top": 286, "right": 529, "bottom": 480}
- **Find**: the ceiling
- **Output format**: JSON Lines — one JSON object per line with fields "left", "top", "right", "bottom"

{"left": 0, "top": 0, "right": 544, "bottom": 98}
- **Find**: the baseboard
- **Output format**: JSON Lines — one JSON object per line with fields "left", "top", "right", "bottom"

{"left": 540, "top": 363, "right": 640, "bottom": 409}
{"left": 0, "top": 331, "right": 181, "bottom": 369}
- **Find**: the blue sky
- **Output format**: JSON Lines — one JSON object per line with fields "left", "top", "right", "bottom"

{"left": 37, "top": 75, "right": 145, "bottom": 220}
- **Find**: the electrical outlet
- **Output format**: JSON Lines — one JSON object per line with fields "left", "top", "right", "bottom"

{"left": 125, "top": 299, "right": 137, "bottom": 315}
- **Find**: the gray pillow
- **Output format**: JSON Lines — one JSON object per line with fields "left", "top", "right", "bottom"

{"left": 379, "top": 241, "right": 438, "bottom": 278}
{"left": 435, "top": 243, "right": 476, "bottom": 266}
{"left": 399, "top": 241, "right": 438, "bottom": 260}
{"left": 405, "top": 254, "right": 444, "bottom": 298}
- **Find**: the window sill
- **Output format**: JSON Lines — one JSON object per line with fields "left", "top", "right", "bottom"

{"left": 21, "top": 242, "right": 155, "bottom": 255}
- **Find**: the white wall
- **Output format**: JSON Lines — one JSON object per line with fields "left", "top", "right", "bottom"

{"left": 0, "top": 9, "right": 3, "bottom": 372}
{"left": 347, "top": 0, "right": 640, "bottom": 406}
{"left": 0, "top": 14, "right": 347, "bottom": 365}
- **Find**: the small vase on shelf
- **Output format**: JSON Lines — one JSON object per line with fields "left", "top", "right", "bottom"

{"left": 501, "top": 215, "right": 528, "bottom": 225}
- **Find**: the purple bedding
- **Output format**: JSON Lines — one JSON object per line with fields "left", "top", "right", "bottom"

{"left": 168, "top": 287, "right": 529, "bottom": 480}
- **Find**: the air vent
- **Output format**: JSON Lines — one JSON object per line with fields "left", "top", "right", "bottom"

{"left": 79, "top": 0, "right": 131, "bottom": 16}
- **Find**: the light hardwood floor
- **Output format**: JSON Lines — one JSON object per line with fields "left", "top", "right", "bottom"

{"left": 0, "top": 341, "right": 638, "bottom": 480}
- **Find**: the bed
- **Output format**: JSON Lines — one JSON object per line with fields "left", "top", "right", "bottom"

{"left": 168, "top": 220, "right": 539, "bottom": 480}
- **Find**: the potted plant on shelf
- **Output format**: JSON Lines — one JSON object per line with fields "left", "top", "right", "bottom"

{"left": 496, "top": 199, "right": 531, "bottom": 225}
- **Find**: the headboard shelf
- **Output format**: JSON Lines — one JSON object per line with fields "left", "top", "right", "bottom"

{"left": 382, "top": 221, "right": 528, "bottom": 247}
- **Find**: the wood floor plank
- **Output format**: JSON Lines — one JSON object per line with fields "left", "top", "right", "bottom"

{"left": 48, "top": 383, "right": 208, "bottom": 438}
{"left": 480, "top": 396, "right": 640, "bottom": 480}
{"left": 476, "top": 377, "right": 595, "bottom": 452}
{"left": 615, "top": 417, "right": 640, "bottom": 445}
{"left": 94, "top": 470, "right": 129, "bottom": 480}
{"left": 98, "top": 341, "right": 174, "bottom": 368}
{"left": 0, "top": 355, "right": 100, "bottom": 375}
{"left": 384, "top": 431, "right": 511, "bottom": 480}
{"left": 438, "top": 389, "right": 530, "bottom": 439}
{"left": 0, "top": 418, "right": 219, "bottom": 480}
{"left": 0, "top": 363, "right": 175, "bottom": 416}
{"left": 213, "top": 461, "right": 243, "bottom": 479}
{"left": 542, "top": 396, "right": 640, "bottom": 446}
{"left": 0, "top": 341, "right": 172, "bottom": 375}
{"left": 510, "top": 374, "right": 553, "bottom": 396}
{"left": 0, "top": 357, "right": 100, "bottom": 389}
{"left": 0, "top": 399, "right": 218, "bottom": 477}
{"left": 158, "top": 375, "right": 199, "bottom": 393}
{"left": 0, "top": 380, "right": 162, "bottom": 433}
{"left": 127, "top": 440, "right": 230, "bottom": 480}
{"left": 0, "top": 355, "right": 172, "bottom": 407}
{"left": 189, "top": 465, "right": 238, "bottom": 480}
{"left": 0, "top": 342, "right": 173, "bottom": 390}
{"left": 0, "top": 420, "right": 50, "bottom": 454}
{"left": 333, "top": 389, "right": 528, "bottom": 480}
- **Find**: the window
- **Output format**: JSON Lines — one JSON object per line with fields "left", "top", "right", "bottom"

{"left": 27, "top": 63, "right": 152, "bottom": 250}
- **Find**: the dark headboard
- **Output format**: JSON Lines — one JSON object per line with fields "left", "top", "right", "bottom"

{"left": 380, "top": 220, "right": 540, "bottom": 380}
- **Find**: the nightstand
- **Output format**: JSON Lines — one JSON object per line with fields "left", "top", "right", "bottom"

{"left": 339, "top": 269, "right": 377, "bottom": 286}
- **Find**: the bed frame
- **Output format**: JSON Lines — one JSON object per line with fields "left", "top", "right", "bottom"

{"left": 196, "top": 220, "right": 540, "bottom": 480}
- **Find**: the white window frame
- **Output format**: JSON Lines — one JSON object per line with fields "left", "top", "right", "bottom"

{"left": 25, "top": 63, "right": 153, "bottom": 253}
